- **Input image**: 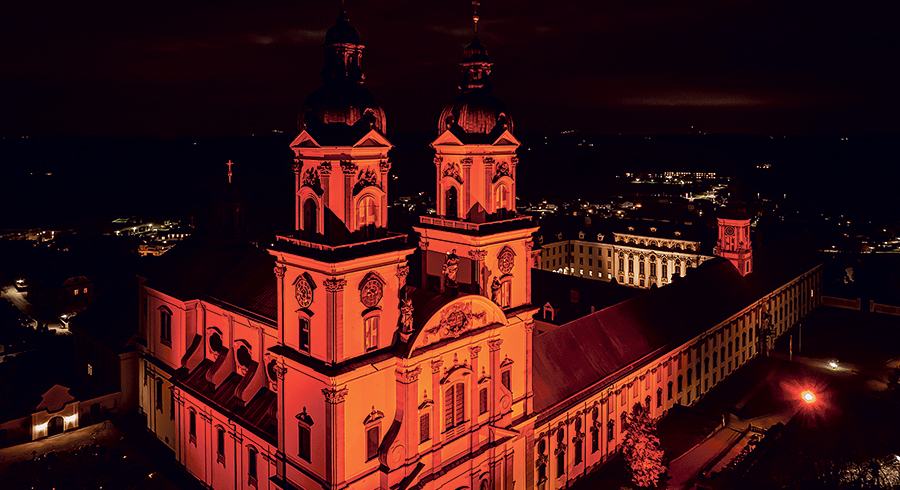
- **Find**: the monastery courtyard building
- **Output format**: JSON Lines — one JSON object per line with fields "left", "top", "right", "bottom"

{"left": 137, "top": 9, "right": 823, "bottom": 490}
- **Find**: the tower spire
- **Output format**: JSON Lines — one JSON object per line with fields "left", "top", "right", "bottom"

{"left": 472, "top": 0, "right": 480, "bottom": 35}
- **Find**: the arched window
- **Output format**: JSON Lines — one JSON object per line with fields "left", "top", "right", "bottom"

{"left": 445, "top": 382, "right": 465, "bottom": 430}
{"left": 297, "top": 409, "right": 313, "bottom": 463}
{"left": 188, "top": 409, "right": 197, "bottom": 445}
{"left": 158, "top": 306, "right": 172, "bottom": 346}
{"left": 607, "top": 419, "right": 615, "bottom": 442}
{"left": 445, "top": 187, "right": 458, "bottom": 219}
{"left": 687, "top": 368, "right": 693, "bottom": 386}
{"left": 298, "top": 316, "right": 310, "bottom": 353}
{"left": 357, "top": 195, "right": 377, "bottom": 228}
{"left": 667, "top": 381, "right": 673, "bottom": 400}
{"left": 537, "top": 438, "right": 548, "bottom": 482}
{"left": 364, "top": 315, "right": 379, "bottom": 352}
{"left": 494, "top": 183, "right": 509, "bottom": 211}
{"left": 216, "top": 426, "right": 226, "bottom": 465}
{"left": 677, "top": 375, "right": 682, "bottom": 393}
{"left": 247, "top": 446, "right": 258, "bottom": 485}
{"left": 573, "top": 418, "right": 583, "bottom": 465}
{"left": 556, "top": 428, "right": 566, "bottom": 477}
{"left": 713, "top": 352, "right": 718, "bottom": 368}
{"left": 302, "top": 198, "right": 318, "bottom": 235}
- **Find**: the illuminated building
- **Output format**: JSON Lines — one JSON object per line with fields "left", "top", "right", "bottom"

{"left": 136, "top": 9, "right": 823, "bottom": 490}
{"left": 537, "top": 218, "right": 715, "bottom": 288}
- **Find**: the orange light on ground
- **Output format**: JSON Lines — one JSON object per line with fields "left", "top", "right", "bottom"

{"left": 801, "top": 390, "right": 816, "bottom": 404}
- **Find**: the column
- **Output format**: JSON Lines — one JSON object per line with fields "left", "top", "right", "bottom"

{"left": 430, "top": 358, "right": 444, "bottom": 470}
{"left": 524, "top": 241, "right": 535, "bottom": 304}
{"left": 322, "top": 386, "right": 349, "bottom": 489}
{"left": 469, "top": 345, "right": 482, "bottom": 427}
{"left": 469, "top": 249, "right": 487, "bottom": 296}
{"left": 524, "top": 321, "right": 534, "bottom": 416}
{"left": 293, "top": 159, "right": 301, "bottom": 231}
{"left": 274, "top": 362, "right": 287, "bottom": 482}
{"left": 324, "top": 278, "right": 347, "bottom": 364}
{"left": 461, "top": 157, "right": 473, "bottom": 216}
{"left": 274, "top": 265, "right": 286, "bottom": 345}
{"left": 488, "top": 338, "right": 503, "bottom": 423}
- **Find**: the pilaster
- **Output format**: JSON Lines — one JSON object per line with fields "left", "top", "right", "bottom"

{"left": 430, "top": 358, "right": 443, "bottom": 470}
{"left": 488, "top": 338, "right": 503, "bottom": 423}
{"left": 323, "top": 386, "right": 349, "bottom": 489}
{"left": 293, "top": 159, "right": 302, "bottom": 231}
{"left": 325, "top": 278, "right": 347, "bottom": 363}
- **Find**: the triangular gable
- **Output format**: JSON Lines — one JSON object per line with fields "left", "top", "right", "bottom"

{"left": 431, "top": 129, "right": 465, "bottom": 147}
{"left": 492, "top": 130, "right": 521, "bottom": 147}
{"left": 352, "top": 128, "right": 392, "bottom": 148}
{"left": 290, "top": 130, "right": 321, "bottom": 149}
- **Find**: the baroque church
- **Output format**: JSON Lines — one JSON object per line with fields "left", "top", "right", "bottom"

{"left": 138, "top": 8, "right": 822, "bottom": 490}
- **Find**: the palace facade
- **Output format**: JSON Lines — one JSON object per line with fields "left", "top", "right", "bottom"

{"left": 137, "top": 9, "right": 822, "bottom": 490}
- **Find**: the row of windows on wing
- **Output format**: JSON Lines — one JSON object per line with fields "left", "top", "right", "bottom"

{"left": 185, "top": 408, "right": 263, "bottom": 487}
{"left": 292, "top": 369, "right": 514, "bottom": 466}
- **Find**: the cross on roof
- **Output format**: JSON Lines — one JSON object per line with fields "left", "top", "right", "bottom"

{"left": 226, "top": 160, "right": 234, "bottom": 183}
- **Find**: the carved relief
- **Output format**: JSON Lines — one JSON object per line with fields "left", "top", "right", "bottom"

{"left": 340, "top": 160, "right": 358, "bottom": 175}
{"left": 498, "top": 246, "right": 516, "bottom": 274}
{"left": 273, "top": 265, "right": 286, "bottom": 279}
{"left": 399, "top": 298, "right": 414, "bottom": 334}
{"left": 322, "top": 386, "right": 348, "bottom": 404}
{"left": 302, "top": 167, "right": 321, "bottom": 190}
{"left": 442, "top": 249, "right": 460, "bottom": 287}
{"left": 324, "top": 277, "right": 347, "bottom": 293}
{"left": 379, "top": 160, "right": 391, "bottom": 171}
{"left": 358, "top": 272, "right": 385, "bottom": 308}
{"left": 395, "top": 265, "right": 410, "bottom": 279}
{"left": 442, "top": 160, "right": 462, "bottom": 183}
{"left": 353, "top": 167, "right": 379, "bottom": 195}
{"left": 363, "top": 406, "right": 384, "bottom": 424}
{"left": 425, "top": 302, "right": 486, "bottom": 340}
{"left": 490, "top": 277, "right": 501, "bottom": 304}
{"left": 469, "top": 345, "right": 482, "bottom": 359}
{"left": 292, "top": 158, "right": 302, "bottom": 174}
{"left": 294, "top": 274, "right": 314, "bottom": 308}
{"left": 492, "top": 160, "right": 511, "bottom": 183}
{"left": 431, "top": 359, "right": 444, "bottom": 374}
{"left": 433, "top": 156, "right": 443, "bottom": 167}
{"left": 396, "top": 366, "right": 422, "bottom": 384}
{"left": 469, "top": 249, "right": 488, "bottom": 261}
{"left": 318, "top": 161, "right": 332, "bottom": 175}
{"left": 488, "top": 338, "right": 503, "bottom": 352}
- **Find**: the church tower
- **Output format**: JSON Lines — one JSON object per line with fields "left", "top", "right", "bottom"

{"left": 715, "top": 209, "right": 753, "bottom": 276}
{"left": 415, "top": 16, "right": 538, "bottom": 309}
{"left": 267, "top": 11, "right": 415, "bottom": 490}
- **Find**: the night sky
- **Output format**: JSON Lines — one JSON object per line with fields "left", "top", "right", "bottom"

{"left": 2, "top": 0, "right": 898, "bottom": 137}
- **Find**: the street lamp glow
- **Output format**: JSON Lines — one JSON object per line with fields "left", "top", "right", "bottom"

{"left": 829, "top": 361, "right": 838, "bottom": 369}
{"left": 801, "top": 390, "right": 816, "bottom": 404}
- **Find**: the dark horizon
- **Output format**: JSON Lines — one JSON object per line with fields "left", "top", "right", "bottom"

{"left": 2, "top": 0, "right": 898, "bottom": 138}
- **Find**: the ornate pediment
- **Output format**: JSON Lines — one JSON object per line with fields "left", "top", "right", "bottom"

{"left": 425, "top": 301, "right": 485, "bottom": 341}
{"left": 290, "top": 130, "right": 321, "bottom": 149}
{"left": 352, "top": 128, "right": 392, "bottom": 148}
{"left": 491, "top": 130, "right": 521, "bottom": 147}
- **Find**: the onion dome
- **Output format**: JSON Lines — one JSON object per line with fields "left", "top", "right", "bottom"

{"left": 298, "top": 10, "right": 386, "bottom": 146}
{"left": 438, "top": 36, "right": 513, "bottom": 143}
{"left": 324, "top": 10, "right": 360, "bottom": 45}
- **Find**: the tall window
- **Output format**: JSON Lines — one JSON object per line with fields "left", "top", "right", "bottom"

{"left": 495, "top": 184, "right": 509, "bottom": 211}
{"left": 537, "top": 439, "right": 548, "bottom": 482}
{"left": 591, "top": 407, "right": 599, "bottom": 453}
{"left": 687, "top": 368, "right": 693, "bottom": 386}
{"left": 607, "top": 420, "right": 615, "bottom": 442}
{"left": 364, "top": 316, "right": 379, "bottom": 351}
{"left": 656, "top": 388, "right": 662, "bottom": 407}
{"left": 420, "top": 413, "right": 430, "bottom": 443}
{"left": 573, "top": 418, "right": 583, "bottom": 465}
{"left": 677, "top": 375, "right": 683, "bottom": 393}
{"left": 556, "top": 429, "right": 566, "bottom": 477}
{"left": 501, "top": 370, "right": 511, "bottom": 393}
{"left": 170, "top": 389, "right": 175, "bottom": 420}
{"left": 366, "top": 425, "right": 380, "bottom": 461}
{"left": 298, "top": 317, "right": 310, "bottom": 353}
{"left": 159, "top": 307, "right": 172, "bottom": 346}
{"left": 667, "top": 381, "right": 673, "bottom": 400}
{"left": 247, "top": 446, "right": 258, "bottom": 486}
{"left": 479, "top": 388, "right": 488, "bottom": 415}
{"left": 445, "top": 382, "right": 465, "bottom": 430}
{"left": 189, "top": 409, "right": 197, "bottom": 445}
{"left": 357, "top": 196, "right": 377, "bottom": 228}
{"left": 299, "top": 425, "right": 311, "bottom": 462}
{"left": 217, "top": 426, "right": 226, "bottom": 465}
{"left": 156, "top": 378, "right": 163, "bottom": 411}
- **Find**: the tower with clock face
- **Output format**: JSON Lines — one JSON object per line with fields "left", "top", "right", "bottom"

{"left": 715, "top": 211, "right": 753, "bottom": 276}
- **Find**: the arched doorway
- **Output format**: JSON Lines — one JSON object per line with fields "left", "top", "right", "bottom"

{"left": 302, "top": 198, "right": 318, "bottom": 237}
{"left": 445, "top": 187, "right": 458, "bottom": 219}
{"left": 48, "top": 416, "right": 64, "bottom": 437}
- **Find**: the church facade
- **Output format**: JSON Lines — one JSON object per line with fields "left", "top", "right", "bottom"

{"left": 137, "top": 9, "right": 823, "bottom": 490}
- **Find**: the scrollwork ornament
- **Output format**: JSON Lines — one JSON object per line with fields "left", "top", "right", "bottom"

{"left": 322, "top": 387, "right": 349, "bottom": 404}
{"left": 324, "top": 278, "right": 347, "bottom": 293}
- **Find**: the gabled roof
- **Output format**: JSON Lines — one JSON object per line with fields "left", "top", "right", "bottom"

{"left": 142, "top": 237, "right": 276, "bottom": 323}
{"left": 533, "top": 243, "right": 820, "bottom": 417}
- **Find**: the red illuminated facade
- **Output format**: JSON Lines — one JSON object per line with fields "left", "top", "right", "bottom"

{"left": 136, "top": 9, "right": 823, "bottom": 490}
